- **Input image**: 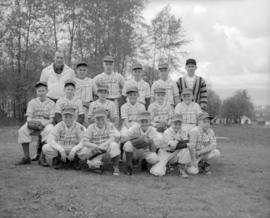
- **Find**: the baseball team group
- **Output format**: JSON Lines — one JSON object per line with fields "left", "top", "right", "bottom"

{"left": 15, "top": 50, "right": 221, "bottom": 178}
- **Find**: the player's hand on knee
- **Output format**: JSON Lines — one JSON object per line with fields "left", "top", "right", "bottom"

{"left": 59, "top": 148, "right": 67, "bottom": 162}
{"left": 68, "top": 149, "right": 76, "bottom": 161}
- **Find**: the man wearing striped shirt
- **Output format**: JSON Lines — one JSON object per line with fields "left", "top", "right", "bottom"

{"left": 176, "top": 59, "right": 208, "bottom": 111}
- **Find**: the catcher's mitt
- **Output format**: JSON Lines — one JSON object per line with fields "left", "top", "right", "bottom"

{"left": 27, "top": 120, "right": 44, "bottom": 131}
{"left": 88, "top": 148, "right": 106, "bottom": 160}
{"left": 175, "top": 140, "right": 189, "bottom": 150}
{"left": 130, "top": 137, "right": 151, "bottom": 149}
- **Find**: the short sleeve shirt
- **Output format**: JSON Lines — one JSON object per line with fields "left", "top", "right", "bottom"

{"left": 121, "top": 102, "right": 145, "bottom": 122}
{"left": 148, "top": 102, "right": 173, "bottom": 124}
{"left": 88, "top": 100, "right": 117, "bottom": 121}
{"left": 74, "top": 77, "right": 97, "bottom": 102}
{"left": 26, "top": 97, "right": 55, "bottom": 119}
{"left": 55, "top": 97, "right": 84, "bottom": 115}
{"left": 175, "top": 102, "right": 202, "bottom": 124}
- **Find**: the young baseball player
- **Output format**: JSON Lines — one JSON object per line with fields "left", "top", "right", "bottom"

{"left": 150, "top": 114, "right": 191, "bottom": 178}
{"left": 148, "top": 87, "right": 174, "bottom": 132}
{"left": 120, "top": 86, "right": 145, "bottom": 136}
{"left": 122, "top": 111, "right": 161, "bottom": 175}
{"left": 122, "top": 63, "right": 151, "bottom": 108}
{"left": 55, "top": 80, "right": 84, "bottom": 124}
{"left": 94, "top": 55, "right": 125, "bottom": 117}
{"left": 72, "top": 107, "right": 121, "bottom": 175}
{"left": 16, "top": 81, "right": 55, "bottom": 165}
{"left": 186, "top": 112, "right": 221, "bottom": 175}
{"left": 74, "top": 61, "right": 97, "bottom": 126}
{"left": 151, "top": 62, "right": 180, "bottom": 107}
{"left": 177, "top": 58, "right": 208, "bottom": 111}
{"left": 175, "top": 88, "right": 202, "bottom": 133}
{"left": 88, "top": 84, "right": 118, "bottom": 126}
{"left": 42, "top": 105, "right": 85, "bottom": 169}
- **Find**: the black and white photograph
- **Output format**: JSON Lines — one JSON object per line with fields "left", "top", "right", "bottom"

{"left": 0, "top": 0, "right": 269, "bottom": 217}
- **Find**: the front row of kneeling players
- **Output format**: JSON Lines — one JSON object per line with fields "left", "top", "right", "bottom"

{"left": 16, "top": 81, "right": 220, "bottom": 177}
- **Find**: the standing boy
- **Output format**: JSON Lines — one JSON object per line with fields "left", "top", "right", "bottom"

{"left": 176, "top": 58, "right": 208, "bottom": 111}
{"left": 55, "top": 80, "right": 84, "bottom": 124}
{"left": 122, "top": 63, "right": 151, "bottom": 108}
{"left": 151, "top": 62, "right": 180, "bottom": 107}
{"left": 16, "top": 82, "right": 55, "bottom": 165}
{"left": 175, "top": 88, "right": 202, "bottom": 133}
{"left": 94, "top": 55, "right": 125, "bottom": 117}
{"left": 74, "top": 61, "right": 97, "bottom": 125}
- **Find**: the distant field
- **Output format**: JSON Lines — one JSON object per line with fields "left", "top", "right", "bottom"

{"left": 0, "top": 125, "right": 269, "bottom": 218}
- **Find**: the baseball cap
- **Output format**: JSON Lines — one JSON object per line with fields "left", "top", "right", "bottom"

{"left": 126, "top": 86, "right": 139, "bottom": 94}
{"left": 64, "top": 79, "right": 76, "bottom": 87}
{"left": 171, "top": 114, "right": 183, "bottom": 122}
{"left": 93, "top": 107, "right": 107, "bottom": 118}
{"left": 97, "top": 84, "right": 109, "bottom": 92}
{"left": 132, "top": 63, "right": 143, "bottom": 70}
{"left": 154, "top": 87, "right": 166, "bottom": 94}
{"left": 181, "top": 88, "right": 193, "bottom": 95}
{"left": 137, "top": 111, "right": 151, "bottom": 121}
{"left": 158, "top": 62, "right": 169, "bottom": 70}
{"left": 76, "top": 61, "right": 88, "bottom": 68}
{"left": 103, "top": 55, "right": 114, "bottom": 63}
{"left": 35, "top": 81, "right": 47, "bottom": 88}
{"left": 186, "top": 58, "right": 197, "bottom": 66}
{"left": 62, "top": 105, "right": 76, "bottom": 115}
{"left": 197, "top": 112, "right": 213, "bottom": 121}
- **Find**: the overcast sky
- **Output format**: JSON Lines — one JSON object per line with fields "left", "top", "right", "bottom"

{"left": 143, "top": 0, "right": 270, "bottom": 105}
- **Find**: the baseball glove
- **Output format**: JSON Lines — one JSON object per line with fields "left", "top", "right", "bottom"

{"left": 130, "top": 137, "right": 151, "bottom": 149}
{"left": 27, "top": 120, "right": 44, "bottom": 131}
{"left": 88, "top": 148, "right": 107, "bottom": 161}
{"left": 175, "top": 140, "right": 189, "bottom": 150}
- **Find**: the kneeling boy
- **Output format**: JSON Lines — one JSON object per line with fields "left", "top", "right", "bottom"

{"left": 122, "top": 111, "right": 160, "bottom": 175}
{"left": 187, "top": 112, "right": 221, "bottom": 175}
{"left": 42, "top": 105, "right": 85, "bottom": 169}
{"left": 150, "top": 114, "right": 191, "bottom": 177}
{"left": 75, "top": 107, "right": 121, "bottom": 175}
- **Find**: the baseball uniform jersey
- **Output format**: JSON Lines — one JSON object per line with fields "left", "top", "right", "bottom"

{"left": 122, "top": 79, "right": 151, "bottom": 105}
{"left": 74, "top": 77, "right": 97, "bottom": 103}
{"left": 55, "top": 97, "right": 84, "bottom": 115}
{"left": 88, "top": 99, "right": 117, "bottom": 121}
{"left": 26, "top": 97, "right": 55, "bottom": 119}
{"left": 148, "top": 102, "right": 173, "bottom": 125}
{"left": 174, "top": 102, "right": 202, "bottom": 125}
{"left": 94, "top": 72, "right": 125, "bottom": 99}
{"left": 151, "top": 79, "right": 179, "bottom": 106}
{"left": 121, "top": 102, "right": 145, "bottom": 123}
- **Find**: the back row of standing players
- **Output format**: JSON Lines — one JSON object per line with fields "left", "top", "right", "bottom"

{"left": 16, "top": 50, "right": 220, "bottom": 177}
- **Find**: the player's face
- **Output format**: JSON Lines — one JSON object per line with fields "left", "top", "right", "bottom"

{"left": 36, "top": 86, "right": 47, "bottom": 98}
{"left": 103, "top": 61, "right": 114, "bottom": 73}
{"left": 185, "top": 64, "right": 197, "bottom": 76}
{"left": 127, "top": 92, "right": 138, "bottom": 104}
{"left": 76, "top": 66, "right": 88, "bottom": 79}
{"left": 133, "top": 69, "right": 142, "bottom": 80}
{"left": 54, "top": 51, "right": 65, "bottom": 67}
{"left": 198, "top": 118, "right": 211, "bottom": 130}
{"left": 140, "top": 119, "right": 150, "bottom": 131}
{"left": 65, "top": 85, "right": 75, "bottom": 98}
{"left": 182, "top": 94, "right": 192, "bottom": 104}
{"left": 63, "top": 114, "right": 75, "bottom": 127}
{"left": 155, "top": 93, "right": 165, "bottom": 104}
{"left": 95, "top": 116, "right": 106, "bottom": 128}
{"left": 172, "top": 121, "right": 182, "bottom": 132}
{"left": 159, "top": 68, "right": 169, "bottom": 80}
{"left": 97, "top": 90, "right": 108, "bottom": 100}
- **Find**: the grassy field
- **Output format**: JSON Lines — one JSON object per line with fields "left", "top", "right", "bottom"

{"left": 0, "top": 125, "right": 269, "bottom": 218}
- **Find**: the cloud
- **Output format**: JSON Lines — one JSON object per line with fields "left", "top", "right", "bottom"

{"left": 143, "top": 0, "right": 270, "bottom": 105}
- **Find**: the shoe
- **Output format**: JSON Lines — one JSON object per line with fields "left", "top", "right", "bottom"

{"left": 52, "top": 157, "right": 64, "bottom": 169}
{"left": 113, "top": 167, "right": 120, "bottom": 176}
{"left": 38, "top": 152, "right": 49, "bottom": 167}
{"left": 179, "top": 168, "right": 189, "bottom": 178}
{"left": 71, "top": 157, "right": 81, "bottom": 170}
{"left": 15, "top": 157, "right": 31, "bottom": 165}
{"left": 198, "top": 161, "right": 211, "bottom": 174}
{"left": 125, "top": 166, "right": 133, "bottom": 176}
{"left": 141, "top": 159, "right": 148, "bottom": 172}
{"left": 31, "top": 154, "right": 40, "bottom": 161}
